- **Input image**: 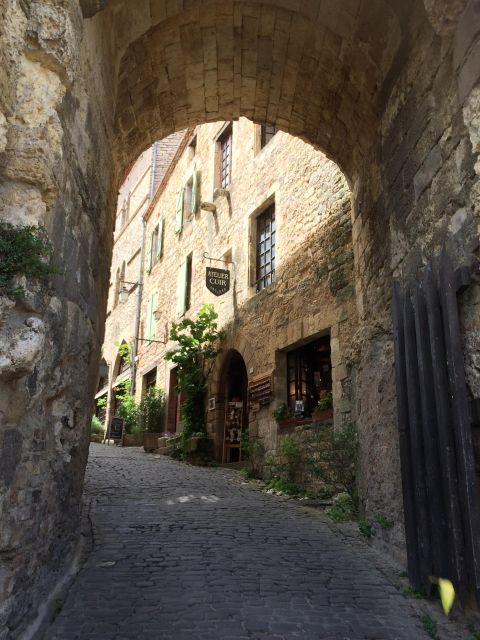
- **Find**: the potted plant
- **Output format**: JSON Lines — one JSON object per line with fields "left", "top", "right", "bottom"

{"left": 139, "top": 386, "right": 166, "bottom": 452}
{"left": 312, "top": 391, "right": 333, "bottom": 423}
{"left": 273, "top": 403, "right": 311, "bottom": 429}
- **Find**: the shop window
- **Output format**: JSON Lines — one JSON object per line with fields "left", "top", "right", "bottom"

{"left": 287, "top": 336, "right": 332, "bottom": 417}
{"left": 256, "top": 203, "right": 276, "bottom": 292}
{"left": 218, "top": 125, "right": 232, "bottom": 188}
{"left": 260, "top": 124, "right": 277, "bottom": 148}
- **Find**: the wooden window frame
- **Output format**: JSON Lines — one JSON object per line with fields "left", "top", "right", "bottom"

{"left": 215, "top": 123, "right": 233, "bottom": 189}
{"left": 255, "top": 203, "right": 276, "bottom": 292}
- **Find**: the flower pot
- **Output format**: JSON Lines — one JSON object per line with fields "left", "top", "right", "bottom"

{"left": 123, "top": 432, "right": 144, "bottom": 447}
{"left": 143, "top": 432, "right": 161, "bottom": 452}
{"left": 311, "top": 407, "right": 333, "bottom": 423}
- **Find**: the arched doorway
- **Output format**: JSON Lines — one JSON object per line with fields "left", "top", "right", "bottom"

{"left": 219, "top": 350, "right": 248, "bottom": 464}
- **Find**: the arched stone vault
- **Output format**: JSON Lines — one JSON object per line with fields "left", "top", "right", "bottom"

{"left": 0, "top": 0, "right": 479, "bottom": 635}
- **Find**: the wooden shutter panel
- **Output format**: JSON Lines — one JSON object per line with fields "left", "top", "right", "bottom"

{"left": 146, "top": 295, "right": 153, "bottom": 340}
{"left": 176, "top": 258, "right": 188, "bottom": 317}
{"left": 175, "top": 188, "right": 184, "bottom": 234}
{"left": 156, "top": 219, "right": 164, "bottom": 259}
{"left": 191, "top": 167, "right": 198, "bottom": 215}
{"left": 146, "top": 293, "right": 157, "bottom": 341}
{"left": 146, "top": 232, "right": 153, "bottom": 273}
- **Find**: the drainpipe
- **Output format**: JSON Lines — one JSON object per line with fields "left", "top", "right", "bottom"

{"left": 130, "top": 143, "right": 157, "bottom": 395}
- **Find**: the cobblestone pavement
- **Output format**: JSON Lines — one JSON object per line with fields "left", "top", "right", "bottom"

{"left": 44, "top": 444, "right": 430, "bottom": 640}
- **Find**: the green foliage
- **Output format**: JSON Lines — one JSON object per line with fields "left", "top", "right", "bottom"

{"left": 308, "top": 422, "right": 359, "bottom": 508}
{"left": 115, "top": 341, "right": 134, "bottom": 367}
{"left": 402, "top": 586, "right": 426, "bottom": 600}
{"left": 269, "top": 477, "right": 300, "bottom": 495}
{"left": 358, "top": 515, "right": 372, "bottom": 538}
{"left": 376, "top": 514, "right": 394, "bottom": 530}
{"left": 90, "top": 416, "right": 105, "bottom": 435}
{"left": 168, "top": 434, "right": 186, "bottom": 460}
{"left": 96, "top": 395, "right": 107, "bottom": 410}
{"left": 467, "top": 623, "right": 480, "bottom": 640}
{"left": 114, "top": 381, "right": 140, "bottom": 434}
{"left": 241, "top": 432, "right": 266, "bottom": 479}
{"left": 0, "top": 222, "right": 61, "bottom": 297}
{"left": 272, "top": 402, "right": 292, "bottom": 422}
{"left": 165, "top": 304, "right": 225, "bottom": 437}
{"left": 138, "top": 386, "right": 165, "bottom": 433}
{"left": 326, "top": 492, "right": 356, "bottom": 522}
{"left": 420, "top": 614, "right": 438, "bottom": 640}
{"left": 317, "top": 391, "right": 333, "bottom": 410}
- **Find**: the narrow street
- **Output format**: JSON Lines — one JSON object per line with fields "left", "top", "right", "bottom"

{"left": 44, "top": 445, "right": 429, "bottom": 640}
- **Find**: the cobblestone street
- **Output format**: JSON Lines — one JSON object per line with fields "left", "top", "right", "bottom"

{"left": 44, "top": 445, "right": 430, "bottom": 640}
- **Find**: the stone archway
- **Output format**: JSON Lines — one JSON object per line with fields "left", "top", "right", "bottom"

{"left": 1, "top": 0, "right": 479, "bottom": 635}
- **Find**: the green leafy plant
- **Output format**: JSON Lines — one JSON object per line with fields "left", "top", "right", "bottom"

{"left": 115, "top": 341, "right": 134, "bottom": 367}
{"left": 317, "top": 391, "right": 333, "bottom": 411}
{"left": 308, "top": 422, "right": 359, "bottom": 508}
{"left": 96, "top": 395, "right": 107, "bottom": 411}
{"left": 376, "top": 514, "right": 394, "bottom": 530}
{"left": 90, "top": 416, "right": 105, "bottom": 436}
{"left": 467, "top": 623, "right": 480, "bottom": 640}
{"left": 138, "top": 386, "right": 165, "bottom": 433}
{"left": 326, "top": 492, "right": 356, "bottom": 522}
{"left": 0, "top": 222, "right": 61, "bottom": 297}
{"left": 402, "top": 586, "right": 426, "bottom": 599}
{"left": 241, "top": 432, "right": 266, "bottom": 479}
{"left": 420, "top": 613, "right": 438, "bottom": 640}
{"left": 358, "top": 515, "right": 372, "bottom": 538}
{"left": 114, "top": 380, "right": 140, "bottom": 434}
{"left": 269, "top": 477, "right": 300, "bottom": 495}
{"left": 273, "top": 402, "right": 292, "bottom": 422}
{"left": 165, "top": 304, "right": 225, "bottom": 437}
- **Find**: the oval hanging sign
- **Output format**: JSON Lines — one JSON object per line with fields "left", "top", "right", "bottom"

{"left": 206, "top": 267, "right": 230, "bottom": 296}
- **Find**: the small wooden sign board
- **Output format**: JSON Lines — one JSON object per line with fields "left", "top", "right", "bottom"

{"left": 248, "top": 371, "right": 273, "bottom": 407}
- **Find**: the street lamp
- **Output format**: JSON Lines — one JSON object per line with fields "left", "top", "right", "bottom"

{"left": 118, "top": 280, "right": 138, "bottom": 303}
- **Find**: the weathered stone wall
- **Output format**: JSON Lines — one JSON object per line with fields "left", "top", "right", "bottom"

{"left": 0, "top": 0, "right": 479, "bottom": 634}
{"left": 0, "top": 2, "right": 116, "bottom": 636}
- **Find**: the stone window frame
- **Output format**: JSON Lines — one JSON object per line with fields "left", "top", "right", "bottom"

{"left": 248, "top": 194, "right": 276, "bottom": 293}
{"left": 214, "top": 122, "right": 233, "bottom": 190}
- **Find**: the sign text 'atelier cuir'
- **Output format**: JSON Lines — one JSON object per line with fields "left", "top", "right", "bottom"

{"left": 206, "top": 267, "right": 230, "bottom": 296}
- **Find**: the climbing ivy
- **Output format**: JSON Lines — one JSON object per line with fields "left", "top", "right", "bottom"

{"left": 0, "top": 222, "right": 60, "bottom": 297}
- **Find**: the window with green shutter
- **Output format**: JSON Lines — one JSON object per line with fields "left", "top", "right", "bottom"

{"left": 145, "top": 232, "right": 153, "bottom": 273}
{"left": 155, "top": 219, "right": 164, "bottom": 261}
{"left": 146, "top": 293, "right": 157, "bottom": 341}
{"left": 175, "top": 188, "right": 184, "bottom": 234}
{"left": 191, "top": 167, "right": 198, "bottom": 215}
{"left": 176, "top": 258, "right": 187, "bottom": 317}
{"left": 176, "top": 255, "right": 192, "bottom": 317}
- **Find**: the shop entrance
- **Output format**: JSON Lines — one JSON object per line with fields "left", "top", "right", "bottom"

{"left": 221, "top": 350, "right": 248, "bottom": 464}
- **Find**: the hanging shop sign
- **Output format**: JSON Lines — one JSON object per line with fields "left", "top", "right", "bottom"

{"left": 206, "top": 267, "right": 230, "bottom": 296}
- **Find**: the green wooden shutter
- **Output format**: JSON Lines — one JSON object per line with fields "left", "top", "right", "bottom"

{"left": 146, "top": 295, "right": 153, "bottom": 340}
{"left": 191, "top": 167, "right": 198, "bottom": 215}
{"left": 145, "top": 232, "right": 153, "bottom": 273}
{"left": 175, "top": 188, "right": 184, "bottom": 234}
{"left": 146, "top": 293, "right": 157, "bottom": 341}
{"left": 176, "top": 258, "right": 188, "bottom": 317}
{"left": 156, "top": 218, "right": 164, "bottom": 259}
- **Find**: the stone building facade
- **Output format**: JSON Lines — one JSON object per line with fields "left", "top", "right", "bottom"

{"left": 102, "top": 118, "right": 356, "bottom": 465}
{"left": 1, "top": 0, "right": 479, "bottom": 636}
